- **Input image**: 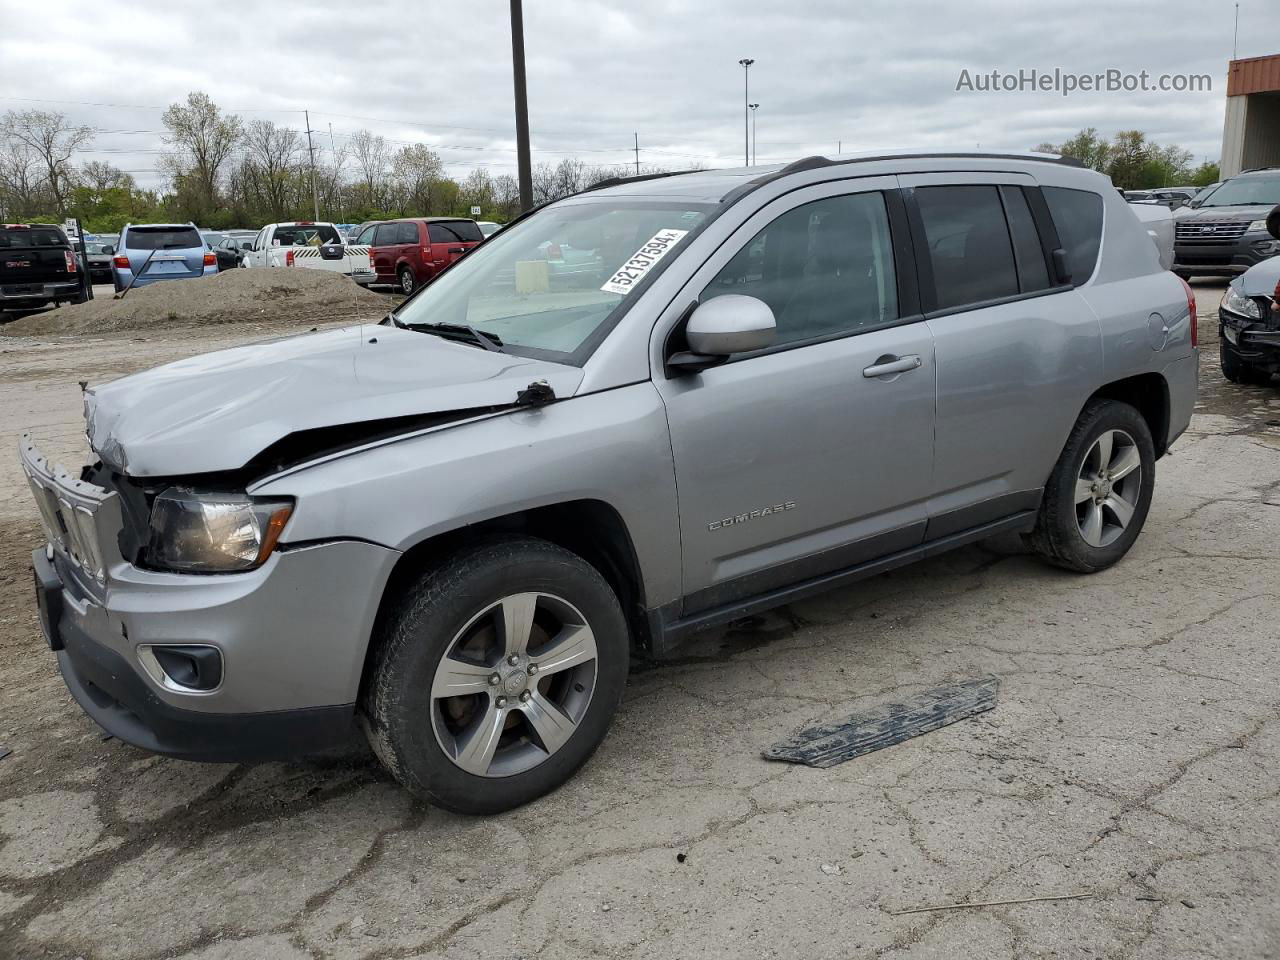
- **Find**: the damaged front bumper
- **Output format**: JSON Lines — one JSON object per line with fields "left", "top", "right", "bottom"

{"left": 1220, "top": 305, "right": 1280, "bottom": 372}
{"left": 20, "top": 435, "right": 402, "bottom": 761}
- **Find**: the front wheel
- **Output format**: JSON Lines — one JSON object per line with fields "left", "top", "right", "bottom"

{"left": 361, "top": 538, "right": 629, "bottom": 814}
{"left": 1029, "top": 399, "right": 1156, "bottom": 573}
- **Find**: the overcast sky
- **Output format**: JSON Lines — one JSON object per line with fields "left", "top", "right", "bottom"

{"left": 1, "top": 0, "right": 1275, "bottom": 190}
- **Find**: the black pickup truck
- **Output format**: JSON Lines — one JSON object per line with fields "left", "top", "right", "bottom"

{"left": 1, "top": 223, "right": 88, "bottom": 311}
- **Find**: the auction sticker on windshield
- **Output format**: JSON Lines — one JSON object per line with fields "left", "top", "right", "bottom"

{"left": 601, "top": 229, "right": 688, "bottom": 295}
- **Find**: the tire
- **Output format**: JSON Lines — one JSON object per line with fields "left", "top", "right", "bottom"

{"left": 1028, "top": 399, "right": 1156, "bottom": 573}
{"left": 361, "top": 537, "right": 629, "bottom": 814}
{"left": 1221, "top": 344, "right": 1271, "bottom": 385}
{"left": 397, "top": 266, "right": 416, "bottom": 294}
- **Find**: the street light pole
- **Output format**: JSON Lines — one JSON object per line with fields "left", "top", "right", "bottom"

{"left": 749, "top": 103, "right": 759, "bottom": 166}
{"left": 510, "top": 0, "right": 533, "bottom": 212}
{"left": 738, "top": 58, "right": 754, "bottom": 167}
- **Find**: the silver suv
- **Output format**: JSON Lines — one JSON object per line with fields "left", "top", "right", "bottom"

{"left": 22, "top": 151, "right": 1199, "bottom": 813}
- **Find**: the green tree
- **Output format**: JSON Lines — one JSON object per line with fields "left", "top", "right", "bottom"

{"left": 1190, "top": 161, "right": 1220, "bottom": 187}
{"left": 160, "top": 92, "right": 242, "bottom": 222}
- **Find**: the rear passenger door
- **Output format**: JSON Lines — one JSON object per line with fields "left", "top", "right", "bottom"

{"left": 371, "top": 223, "right": 400, "bottom": 281}
{"left": 899, "top": 174, "right": 1102, "bottom": 534}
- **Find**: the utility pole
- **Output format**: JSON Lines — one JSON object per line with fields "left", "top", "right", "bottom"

{"left": 837, "top": 140, "right": 841, "bottom": 155}
{"left": 304, "top": 109, "right": 320, "bottom": 221}
{"left": 510, "top": 0, "right": 533, "bottom": 212}
{"left": 634, "top": 132, "right": 640, "bottom": 175}
{"left": 738, "top": 58, "right": 754, "bottom": 167}
{"left": 327, "top": 122, "right": 344, "bottom": 224}
{"left": 1233, "top": 3, "right": 1239, "bottom": 59}
{"left": 749, "top": 104, "right": 759, "bottom": 166}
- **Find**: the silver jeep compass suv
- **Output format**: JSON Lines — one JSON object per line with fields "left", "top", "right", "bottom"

{"left": 22, "top": 151, "right": 1199, "bottom": 813}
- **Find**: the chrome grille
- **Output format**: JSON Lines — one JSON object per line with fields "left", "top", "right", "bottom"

{"left": 19, "top": 434, "right": 119, "bottom": 582}
{"left": 1174, "top": 219, "right": 1252, "bottom": 244}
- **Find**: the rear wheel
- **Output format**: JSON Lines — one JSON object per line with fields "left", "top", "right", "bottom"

{"left": 398, "top": 265, "right": 416, "bottom": 294}
{"left": 362, "top": 538, "right": 628, "bottom": 814}
{"left": 1221, "top": 344, "right": 1271, "bottom": 385}
{"left": 1029, "top": 400, "right": 1155, "bottom": 573}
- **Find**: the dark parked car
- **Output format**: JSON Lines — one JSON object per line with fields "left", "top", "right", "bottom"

{"left": 82, "top": 240, "right": 116, "bottom": 284}
{"left": 0, "top": 223, "right": 87, "bottom": 310}
{"left": 367, "top": 218, "right": 483, "bottom": 293}
{"left": 211, "top": 234, "right": 253, "bottom": 271}
{"left": 1218, "top": 206, "right": 1280, "bottom": 385}
{"left": 1174, "top": 168, "right": 1280, "bottom": 279}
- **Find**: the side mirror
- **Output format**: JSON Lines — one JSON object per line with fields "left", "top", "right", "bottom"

{"left": 669, "top": 295, "right": 776, "bottom": 374}
{"left": 1267, "top": 204, "right": 1280, "bottom": 241}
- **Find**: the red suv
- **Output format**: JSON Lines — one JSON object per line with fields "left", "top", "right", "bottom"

{"left": 367, "top": 218, "right": 484, "bottom": 293}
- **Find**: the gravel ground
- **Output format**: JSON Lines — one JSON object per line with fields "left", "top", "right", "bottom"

{"left": 2, "top": 280, "right": 1280, "bottom": 960}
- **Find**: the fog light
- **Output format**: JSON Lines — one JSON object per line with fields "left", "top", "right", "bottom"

{"left": 138, "top": 644, "right": 223, "bottom": 692}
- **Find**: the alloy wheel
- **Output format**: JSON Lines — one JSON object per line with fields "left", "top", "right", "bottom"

{"left": 1074, "top": 428, "right": 1142, "bottom": 548}
{"left": 430, "top": 592, "right": 598, "bottom": 778}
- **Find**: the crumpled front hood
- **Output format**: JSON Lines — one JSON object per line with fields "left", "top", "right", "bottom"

{"left": 1236, "top": 255, "right": 1280, "bottom": 298}
{"left": 85, "top": 324, "right": 584, "bottom": 477}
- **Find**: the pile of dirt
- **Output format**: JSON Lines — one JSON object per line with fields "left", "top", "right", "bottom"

{"left": 2, "top": 268, "right": 392, "bottom": 337}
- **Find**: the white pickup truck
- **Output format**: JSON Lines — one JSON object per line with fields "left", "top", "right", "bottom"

{"left": 241, "top": 221, "right": 369, "bottom": 276}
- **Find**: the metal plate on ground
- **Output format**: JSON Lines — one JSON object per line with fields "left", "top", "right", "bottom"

{"left": 763, "top": 676, "right": 1000, "bottom": 768}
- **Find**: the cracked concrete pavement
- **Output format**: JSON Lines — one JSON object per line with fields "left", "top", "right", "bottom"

{"left": 1, "top": 281, "right": 1279, "bottom": 959}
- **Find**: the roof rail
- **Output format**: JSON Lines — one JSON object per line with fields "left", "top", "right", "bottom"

{"left": 1239, "top": 165, "right": 1280, "bottom": 174}
{"left": 584, "top": 168, "right": 703, "bottom": 193}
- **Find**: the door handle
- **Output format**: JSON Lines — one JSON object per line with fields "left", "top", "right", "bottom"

{"left": 862, "top": 354, "right": 922, "bottom": 378}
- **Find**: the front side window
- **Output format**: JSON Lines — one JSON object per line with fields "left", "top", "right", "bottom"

{"left": 392, "top": 199, "right": 712, "bottom": 363}
{"left": 355, "top": 225, "right": 377, "bottom": 245}
{"left": 372, "top": 223, "right": 399, "bottom": 246}
{"left": 701, "top": 191, "right": 898, "bottom": 348}
{"left": 1042, "top": 186, "right": 1104, "bottom": 286}
{"left": 915, "top": 185, "right": 1018, "bottom": 310}
{"left": 396, "top": 221, "right": 420, "bottom": 244}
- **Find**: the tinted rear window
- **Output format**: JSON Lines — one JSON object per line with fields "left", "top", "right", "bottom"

{"left": 915, "top": 185, "right": 1019, "bottom": 310}
{"left": 274, "top": 224, "right": 340, "bottom": 246}
{"left": 428, "top": 221, "right": 482, "bottom": 243}
{"left": 0, "top": 227, "right": 66, "bottom": 248}
{"left": 125, "top": 227, "right": 202, "bottom": 251}
{"left": 1042, "top": 187, "right": 1104, "bottom": 286}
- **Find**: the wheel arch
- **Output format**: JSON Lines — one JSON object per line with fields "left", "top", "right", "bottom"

{"left": 359, "top": 499, "right": 650, "bottom": 698}
{"left": 1084, "top": 372, "right": 1171, "bottom": 457}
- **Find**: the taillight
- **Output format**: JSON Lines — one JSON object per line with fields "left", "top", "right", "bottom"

{"left": 203, "top": 252, "right": 216, "bottom": 267}
{"left": 112, "top": 255, "right": 130, "bottom": 269}
{"left": 1178, "top": 276, "right": 1197, "bottom": 347}
{"left": 368, "top": 251, "right": 375, "bottom": 266}
{"left": 64, "top": 250, "right": 77, "bottom": 273}
{"left": 285, "top": 249, "right": 295, "bottom": 267}
{"left": 546, "top": 243, "right": 563, "bottom": 261}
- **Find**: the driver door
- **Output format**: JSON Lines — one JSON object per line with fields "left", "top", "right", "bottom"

{"left": 654, "top": 178, "right": 937, "bottom": 614}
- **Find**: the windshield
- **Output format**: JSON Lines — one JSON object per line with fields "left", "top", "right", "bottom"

{"left": 393, "top": 199, "right": 713, "bottom": 363}
{"left": 125, "top": 227, "right": 202, "bottom": 250}
{"left": 274, "top": 224, "right": 340, "bottom": 246}
{"left": 1200, "top": 174, "right": 1280, "bottom": 207}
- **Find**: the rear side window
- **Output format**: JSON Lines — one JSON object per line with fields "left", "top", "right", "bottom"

{"left": 915, "top": 185, "right": 1018, "bottom": 310}
{"left": 0, "top": 227, "right": 66, "bottom": 248}
{"left": 427, "top": 222, "right": 464, "bottom": 243}
{"left": 124, "top": 227, "right": 202, "bottom": 251}
{"left": 1001, "top": 187, "right": 1051, "bottom": 293}
{"left": 1042, "top": 187, "right": 1103, "bottom": 286}
{"left": 451, "top": 221, "right": 484, "bottom": 242}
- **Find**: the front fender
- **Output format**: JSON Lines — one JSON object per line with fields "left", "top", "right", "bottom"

{"left": 253, "top": 383, "right": 682, "bottom": 609}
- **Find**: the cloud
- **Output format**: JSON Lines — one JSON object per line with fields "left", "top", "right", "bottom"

{"left": 1, "top": 0, "right": 1268, "bottom": 189}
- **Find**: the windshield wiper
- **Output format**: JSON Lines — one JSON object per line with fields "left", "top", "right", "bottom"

{"left": 406, "top": 321, "right": 504, "bottom": 352}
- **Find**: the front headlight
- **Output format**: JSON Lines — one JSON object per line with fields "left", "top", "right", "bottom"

{"left": 1248, "top": 220, "right": 1269, "bottom": 232}
{"left": 147, "top": 488, "right": 293, "bottom": 573}
{"left": 1221, "top": 286, "right": 1262, "bottom": 320}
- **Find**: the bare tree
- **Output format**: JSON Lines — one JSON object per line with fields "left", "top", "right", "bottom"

{"left": 349, "top": 129, "right": 390, "bottom": 208}
{"left": 391, "top": 143, "right": 445, "bottom": 213}
{"left": 79, "top": 160, "right": 134, "bottom": 192}
{"left": 1, "top": 109, "right": 92, "bottom": 214}
{"left": 492, "top": 173, "right": 520, "bottom": 219}
{"left": 0, "top": 136, "right": 45, "bottom": 219}
{"left": 160, "top": 92, "right": 242, "bottom": 218}
{"left": 242, "top": 119, "right": 302, "bottom": 220}
{"left": 459, "top": 168, "right": 494, "bottom": 215}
